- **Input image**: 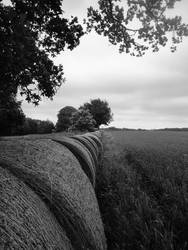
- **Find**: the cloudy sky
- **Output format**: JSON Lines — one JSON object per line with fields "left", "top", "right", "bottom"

{"left": 21, "top": 0, "right": 188, "bottom": 129}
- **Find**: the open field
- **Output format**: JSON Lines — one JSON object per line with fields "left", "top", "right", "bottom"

{"left": 97, "top": 130, "right": 188, "bottom": 250}
{"left": 107, "top": 130, "right": 188, "bottom": 153}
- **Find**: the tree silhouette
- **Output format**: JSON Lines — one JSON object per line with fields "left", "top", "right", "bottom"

{"left": 0, "top": 95, "right": 25, "bottom": 136}
{"left": 21, "top": 118, "right": 55, "bottom": 134}
{"left": 0, "top": 0, "right": 84, "bottom": 105}
{"left": 56, "top": 106, "right": 77, "bottom": 131}
{"left": 86, "top": 0, "right": 188, "bottom": 56}
{"left": 80, "top": 99, "right": 113, "bottom": 128}
{"left": 70, "top": 109, "right": 96, "bottom": 132}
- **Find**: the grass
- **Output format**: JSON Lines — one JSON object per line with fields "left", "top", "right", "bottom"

{"left": 96, "top": 130, "right": 188, "bottom": 250}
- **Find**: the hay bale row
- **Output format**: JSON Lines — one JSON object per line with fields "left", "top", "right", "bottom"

{"left": 0, "top": 132, "right": 104, "bottom": 187}
{"left": 69, "top": 132, "right": 104, "bottom": 178}
{"left": 0, "top": 139, "right": 106, "bottom": 250}
{"left": 71, "top": 135, "right": 98, "bottom": 169}
{"left": 81, "top": 135, "right": 99, "bottom": 156}
{"left": 0, "top": 131, "right": 103, "bottom": 187}
{"left": 68, "top": 132, "right": 104, "bottom": 181}
{"left": 83, "top": 132, "right": 104, "bottom": 163}
{"left": 84, "top": 133, "right": 103, "bottom": 151}
{"left": 53, "top": 137, "right": 96, "bottom": 187}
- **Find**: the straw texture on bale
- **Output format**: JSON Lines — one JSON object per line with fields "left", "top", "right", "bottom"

{"left": 0, "top": 134, "right": 96, "bottom": 186}
{"left": 53, "top": 137, "right": 96, "bottom": 187}
{"left": 0, "top": 166, "right": 73, "bottom": 250}
{"left": 85, "top": 133, "right": 103, "bottom": 150}
{"left": 0, "top": 139, "right": 106, "bottom": 250}
{"left": 81, "top": 135, "right": 100, "bottom": 156}
{"left": 71, "top": 135, "right": 98, "bottom": 169}
{"left": 89, "top": 131, "right": 102, "bottom": 140}
{"left": 92, "top": 131, "right": 102, "bottom": 139}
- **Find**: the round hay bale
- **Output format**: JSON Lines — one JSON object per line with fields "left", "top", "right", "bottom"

{"left": 71, "top": 135, "right": 98, "bottom": 169}
{"left": 84, "top": 133, "right": 103, "bottom": 151}
{"left": 53, "top": 137, "right": 96, "bottom": 187}
{"left": 83, "top": 134, "right": 103, "bottom": 154}
{"left": 83, "top": 134, "right": 104, "bottom": 164}
{"left": 91, "top": 131, "right": 102, "bottom": 139}
{"left": 0, "top": 166, "right": 73, "bottom": 250}
{"left": 81, "top": 135, "right": 100, "bottom": 156}
{"left": 0, "top": 139, "right": 106, "bottom": 250}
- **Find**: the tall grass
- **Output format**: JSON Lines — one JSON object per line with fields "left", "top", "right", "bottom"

{"left": 96, "top": 131, "right": 188, "bottom": 250}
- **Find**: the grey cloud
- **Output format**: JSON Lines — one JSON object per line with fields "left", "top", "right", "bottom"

{"left": 62, "top": 71, "right": 188, "bottom": 100}
{"left": 140, "top": 98, "right": 188, "bottom": 117}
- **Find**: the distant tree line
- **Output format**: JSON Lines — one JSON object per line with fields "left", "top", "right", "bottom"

{"left": 21, "top": 118, "right": 55, "bottom": 135}
{"left": 156, "top": 128, "right": 188, "bottom": 132}
{"left": 0, "top": 95, "right": 25, "bottom": 136}
{"left": 0, "top": 99, "right": 55, "bottom": 136}
{"left": 105, "top": 127, "right": 188, "bottom": 132}
{"left": 56, "top": 98, "right": 113, "bottom": 132}
{"left": 0, "top": 116, "right": 55, "bottom": 136}
{"left": 105, "top": 127, "right": 147, "bottom": 131}
{"left": 0, "top": 98, "right": 112, "bottom": 136}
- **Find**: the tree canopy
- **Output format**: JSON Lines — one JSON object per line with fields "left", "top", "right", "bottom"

{"left": 86, "top": 0, "right": 188, "bottom": 56}
{"left": 80, "top": 99, "right": 113, "bottom": 128}
{"left": 56, "top": 106, "right": 77, "bottom": 131}
{"left": 0, "top": 95, "right": 25, "bottom": 136}
{"left": 22, "top": 118, "right": 55, "bottom": 134}
{"left": 0, "top": 0, "right": 84, "bottom": 105}
{"left": 70, "top": 109, "right": 96, "bottom": 132}
{"left": 0, "top": 0, "right": 188, "bottom": 105}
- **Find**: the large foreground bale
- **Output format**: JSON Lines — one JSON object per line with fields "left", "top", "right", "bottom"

{"left": 0, "top": 166, "right": 73, "bottom": 250}
{"left": 71, "top": 135, "right": 98, "bottom": 169}
{"left": 0, "top": 139, "right": 106, "bottom": 250}
{"left": 53, "top": 137, "right": 96, "bottom": 187}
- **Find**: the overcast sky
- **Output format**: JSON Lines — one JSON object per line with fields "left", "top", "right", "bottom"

{"left": 21, "top": 0, "right": 188, "bottom": 129}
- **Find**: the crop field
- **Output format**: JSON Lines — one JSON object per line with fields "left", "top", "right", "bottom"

{"left": 107, "top": 130, "right": 188, "bottom": 154}
{"left": 96, "top": 130, "right": 188, "bottom": 250}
